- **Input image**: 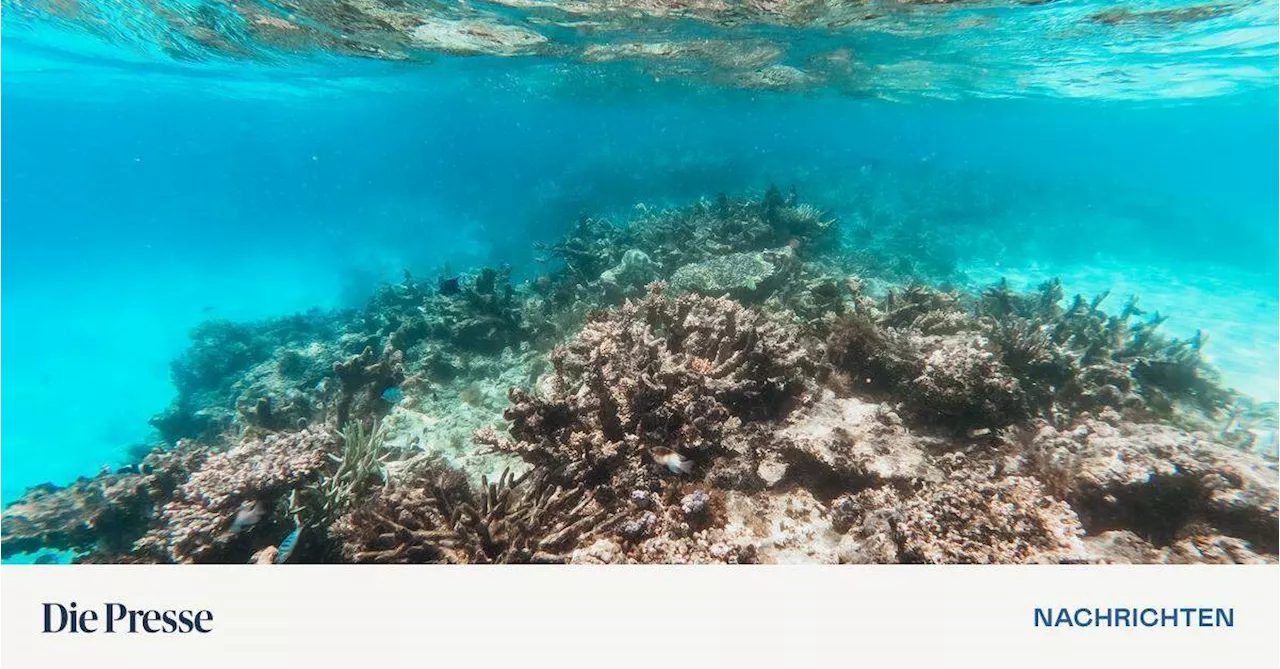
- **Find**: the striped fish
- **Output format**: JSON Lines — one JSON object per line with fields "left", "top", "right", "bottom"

{"left": 275, "top": 526, "right": 302, "bottom": 564}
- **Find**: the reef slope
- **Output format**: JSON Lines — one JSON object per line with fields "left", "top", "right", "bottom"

{"left": 4, "top": 189, "right": 1276, "bottom": 564}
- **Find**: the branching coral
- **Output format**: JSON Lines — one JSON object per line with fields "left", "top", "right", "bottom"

{"left": 978, "top": 280, "right": 1232, "bottom": 420}
{"left": 489, "top": 283, "right": 824, "bottom": 494}
{"left": 299, "top": 419, "right": 398, "bottom": 527}
{"left": 335, "top": 460, "right": 624, "bottom": 563}
{"left": 825, "top": 278, "right": 1237, "bottom": 432}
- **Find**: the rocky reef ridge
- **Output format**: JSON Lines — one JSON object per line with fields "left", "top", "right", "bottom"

{"left": 4, "top": 188, "right": 1276, "bottom": 564}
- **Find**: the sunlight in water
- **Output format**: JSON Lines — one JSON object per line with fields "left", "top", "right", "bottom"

{"left": 0, "top": 0, "right": 1276, "bottom": 565}
{"left": 2, "top": 0, "right": 1277, "bottom": 99}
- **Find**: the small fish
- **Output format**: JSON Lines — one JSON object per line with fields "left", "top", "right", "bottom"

{"left": 651, "top": 447, "right": 694, "bottom": 475}
{"left": 438, "top": 276, "right": 461, "bottom": 296}
{"left": 275, "top": 526, "right": 302, "bottom": 564}
{"left": 382, "top": 387, "right": 404, "bottom": 404}
{"left": 33, "top": 553, "right": 59, "bottom": 565}
{"left": 228, "top": 500, "right": 266, "bottom": 535}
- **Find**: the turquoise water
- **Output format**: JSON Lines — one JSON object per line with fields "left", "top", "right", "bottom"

{"left": 1, "top": 0, "right": 1277, "bottom": 505}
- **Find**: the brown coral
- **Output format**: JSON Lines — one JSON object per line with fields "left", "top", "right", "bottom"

{"left": 494, "top": 283, "right": 824, "bottom": 494}
{"left": 335, "top": 459, "right": 623, "bottom": 563}
{"left": 897, "top": 468, "right": 1085, "bottom": 564}
{"left": 333, "top": 345, "right": 405, "bottom": 426}
{"left": 136, "top": 429, "right": 335, "bottom": 563}
{"left": 1, "top": 444, "right": 208, "bottom": 560}
{"left": 1020, "top": 417, "right": 1278, "bottom": 554}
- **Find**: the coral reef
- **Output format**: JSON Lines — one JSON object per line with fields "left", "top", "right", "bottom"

{"left": 1, "top": 445, "right": 209, "bottom": 560}
{"left": 152, "top": 313, "right": 340, "bottom": 442}
{"left": 824, "top": 279, "right": 1236, "bottom": 433}
{"left": 1013, "top": 416, "right": 1278, "bottom": 554}
{"left": 489, "top": 283, "right": 824, "bottom": 497}
{"left": 535, "top": 188, "right": 837, "bottom": 305}
{"left": 135, "top": 430, "right": 335, "bottom": 563}
{"left": 669, "top": 247, "right": 797, "bottom": 301}
{"left": 976, "top": 279, "right": 1232, "bottom": 419}
{"left": 335, "top": 461, "right": 622, "bottom": 563}
{"left": 3, "top": 190, "right": 1274, "bottom": 565}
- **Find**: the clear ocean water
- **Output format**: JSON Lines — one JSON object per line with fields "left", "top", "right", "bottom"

{"left": 1, "top": 0, "right": 1277, "bottom": 507}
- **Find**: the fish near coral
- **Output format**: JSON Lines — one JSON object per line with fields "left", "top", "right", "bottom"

{"left": 275, "top": 525, "right": 302, "bottom": 564}
{"left": 226, "top": 500, "right": 266, "bottom": 535}
{"left": 438, "top": 276, "right": 461, "bottom": 296}
{"left": 650, "top": 447, "right": 694, "bottom": 475}
{"left": 381, "top": 387, "right": 404, "bottom": 404}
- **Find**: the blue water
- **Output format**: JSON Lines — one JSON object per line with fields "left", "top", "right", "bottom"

{"left": 2, "top": 0, "right": 1278, "bottom": 502}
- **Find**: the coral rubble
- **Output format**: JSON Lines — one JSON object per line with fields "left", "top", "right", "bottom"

{"left": 3, "top": 188, "right": 1275, "bottom": 565}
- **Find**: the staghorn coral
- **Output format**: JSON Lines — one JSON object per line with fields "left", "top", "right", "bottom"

{"left": 825, "top": 278, "right": 1238, "bottom": 432}
{"left": 976, "top": 279, "right": 1231, "bottom": 421}
{"left": 299, "top": 419, "right": 399, "bottom": 527}
{"left": 335, "top": 460, "right": 624, "bottom": 563}
{"left": 491, "top": 283, "right": 824, "bottom": 494}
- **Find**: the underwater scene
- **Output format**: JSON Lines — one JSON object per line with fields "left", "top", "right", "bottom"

{"left": 1, "top": 0, "right": 1278, "bottom": 565}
